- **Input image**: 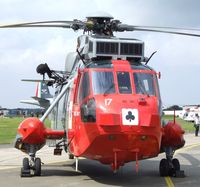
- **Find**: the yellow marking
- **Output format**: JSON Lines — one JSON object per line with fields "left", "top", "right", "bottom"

{"left": 165, "top": 177, "right": 175, "bottom": 187}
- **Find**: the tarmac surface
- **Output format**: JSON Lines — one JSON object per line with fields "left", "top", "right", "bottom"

{"left": 0, "top": 133, "right": 200, "bottom": 187}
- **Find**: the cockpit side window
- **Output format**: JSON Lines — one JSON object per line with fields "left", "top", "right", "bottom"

{"left": 133, "top": 73, "right": 155, "bottom": 96}
{"left": 117, "top": 72, "right": 132, "bottom": 94}
{"left": 78, "top": 72, "right": 90, "bottom": 103}
{"left": 92, "top": 71, "right": 115, "bottom": 95}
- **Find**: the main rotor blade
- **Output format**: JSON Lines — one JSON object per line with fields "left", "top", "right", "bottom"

{"left": 117, "top": 24, "right": 200, "bottom": 37}
{"left": 135, "top": 28, "right": 200, "bottom": 37}
{"left": 132, "top": 25, "right": 200, "bottom": 32}
{"left": 0, "top": 20, "right": 84, "bottom": 29}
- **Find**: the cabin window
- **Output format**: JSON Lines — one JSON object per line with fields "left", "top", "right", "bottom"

{"left": 92, "top": 71, "right": 115, "bottom": 95}
{"left": 133, "top": 73, "right": 155, "bottom": 96}
{"left": 51, "top": 87, "right": 68, "bottom": 130}
{"left": 117, "top": 72, "right": 132, "bottom": 94}
{"left": 78, "top": 72, "right": 90, "bottom": 102}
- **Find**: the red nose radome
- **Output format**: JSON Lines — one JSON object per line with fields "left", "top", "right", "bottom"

{"left": 18, "top": 118, "right": 46, "bottom": 144}
{"left": 18, "top": 118, "right": 65, "bottom": 145}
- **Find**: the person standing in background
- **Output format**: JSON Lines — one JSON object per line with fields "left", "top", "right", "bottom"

{"left": 194, "top": 114, "right": 200, "bottom": 136}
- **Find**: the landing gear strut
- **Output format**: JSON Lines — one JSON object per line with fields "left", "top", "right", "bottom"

{"left": 159, "top": 147, "right": 184, "bottom": 177}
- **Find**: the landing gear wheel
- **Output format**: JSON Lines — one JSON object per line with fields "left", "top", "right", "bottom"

{"left": 34, "top": 158, "right": 41, "bottom": 176}
{"left": 23, "top": 157, "right": 30, "bottom": 170}
{"left": 159, "top": 158, "right": 170, "bottom": 177}
{"left": 21, "top": 157, "right": 31, "bottom": 177}
{"left": 172, "top": 158, "right": 180, "bottom": 171}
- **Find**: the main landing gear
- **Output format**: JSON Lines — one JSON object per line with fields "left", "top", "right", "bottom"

{"left": 21, "top": 154, "right": 42, "bottom": 177}
{"left": 159, "top": 147, "right": 184, "bottom": 177}
{"left": 20, "top": 139, "right": 68, "bottom": 177}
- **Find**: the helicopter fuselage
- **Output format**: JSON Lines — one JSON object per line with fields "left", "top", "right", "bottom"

{"left": 67, "top": 59, "right": 162, "bottom": 169}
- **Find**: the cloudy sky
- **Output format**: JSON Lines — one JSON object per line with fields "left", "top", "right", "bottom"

{"left": 0, "top": 0, "right": 200, "bottom": 108}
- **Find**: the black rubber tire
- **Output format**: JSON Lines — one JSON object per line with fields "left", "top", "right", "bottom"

{"left": 172, "top": 158, "right": 180, "bottom": 171}
{"left": 159, "top": 158, "right": 170, "bottom": 177}
{"left": 23, "top": 157, "right": 30, "bottom": 170}
{"left": 34, "top": 158, "right": 41, "bottom": 176}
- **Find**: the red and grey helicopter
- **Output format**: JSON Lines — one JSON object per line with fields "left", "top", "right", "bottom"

{"left": 2, "top": 12, "right": 199, "bottom": 177}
